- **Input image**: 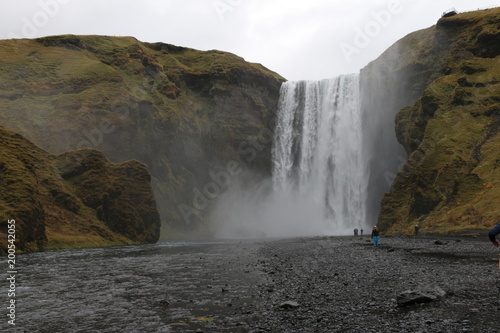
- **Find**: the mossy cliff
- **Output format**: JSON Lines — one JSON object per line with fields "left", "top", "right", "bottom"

{"left": 0, "top": 126, "right": 160, "bottom": 252}
{"left": 0, "top": 36, "right": 285, "bottom": 238}
{"left": 367, "top": 8, "right": 499, "bottom": 234}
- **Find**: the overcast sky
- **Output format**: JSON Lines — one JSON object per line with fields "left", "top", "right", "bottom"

{"left": 1, "top": 0, "right": 498, "bottom": 80}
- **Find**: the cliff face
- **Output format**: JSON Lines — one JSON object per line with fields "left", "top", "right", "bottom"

{"left": 368, "top": 8, "right": 499, "bottom": 234}
{"left": 0, "top": 36, "right": 285, "bottom": 237}
{"left": 0, "top": 126, "right": 160, "bottom": 252}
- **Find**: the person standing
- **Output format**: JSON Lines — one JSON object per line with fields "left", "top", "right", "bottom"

{"left": 371, "top": 226, "right": 379, "bottom": 246}
{"left": 488, "top": 223, "right": 500, "bottom": 247}
{"left": 354, "top": 228, "right": 358, "bottom": 236}
{"left": 414, "top": 225, "right": 420, "bottom": 236}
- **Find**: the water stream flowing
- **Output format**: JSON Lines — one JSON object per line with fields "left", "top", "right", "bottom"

{"left": 272, "top": 74, "right": 367, "bottom": 233}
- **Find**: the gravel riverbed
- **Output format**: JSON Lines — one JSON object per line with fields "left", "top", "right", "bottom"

{"left": 253, "top": 235, "right": 500, "bottom": 333}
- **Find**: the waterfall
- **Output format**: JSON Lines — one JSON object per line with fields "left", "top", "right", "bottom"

{"left": 272, "top": 74, "right": 366, "bottom": 233}
{"left": 211, "top": 74, "right": 371, "bottom": 238}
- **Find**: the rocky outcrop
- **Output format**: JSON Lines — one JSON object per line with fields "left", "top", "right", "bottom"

{"left": 368, "top": 8, "right": 500, "bottom": 234}
{"left": 0, "top": 35, "right": 285, "bottom": 238}
{"left": 0, "top": 126, "right": 160, "bottom": 252}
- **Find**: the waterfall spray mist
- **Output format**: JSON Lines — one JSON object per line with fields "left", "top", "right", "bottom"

{"left": 210, "top": 74, "right": 368, "bottom": 238}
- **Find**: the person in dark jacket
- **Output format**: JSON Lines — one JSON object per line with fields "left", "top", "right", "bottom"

{"left": 371, "top": 226, "right": 379, "bottom": 246}
{"left": 488, "top": 223, "right": 500, "bottom": 247}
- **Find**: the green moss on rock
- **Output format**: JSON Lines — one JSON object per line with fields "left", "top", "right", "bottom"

{"left": 376, "top": 7, "right": 500, "bottom": 235}
{"left": 0, "top": 126, "right": 160, "bottom": 252}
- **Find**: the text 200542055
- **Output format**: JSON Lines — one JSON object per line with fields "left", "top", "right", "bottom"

{"left": 7, "top": 219, "right": 16, "bottom": 326}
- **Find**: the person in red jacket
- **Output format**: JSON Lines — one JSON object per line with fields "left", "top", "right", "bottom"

{"left": 488, "top": 223, "right": 500, "bottom": 247}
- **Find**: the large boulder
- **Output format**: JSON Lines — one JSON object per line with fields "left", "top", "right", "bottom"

{"left": 397, "top": 285, "right": 446, "bottom": 307}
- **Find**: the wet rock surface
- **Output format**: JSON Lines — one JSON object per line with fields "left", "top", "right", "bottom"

{"left": 4, "top": 236, "right": 500, "bottom": 332}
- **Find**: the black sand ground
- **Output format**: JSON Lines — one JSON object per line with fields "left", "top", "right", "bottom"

{"left": 6, "top": 235, "right": 500, "bottom": 332}
{"left": 252, "top": 235, "right": 500, "bottom": 333}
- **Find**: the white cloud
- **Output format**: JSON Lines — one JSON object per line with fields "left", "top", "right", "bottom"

{"left": 0, "top": 0, "right": 498, "bottom": 80}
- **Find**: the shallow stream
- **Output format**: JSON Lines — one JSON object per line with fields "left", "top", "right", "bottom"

{"left": 3, "top": 240, "right": 267, "bottom": 332}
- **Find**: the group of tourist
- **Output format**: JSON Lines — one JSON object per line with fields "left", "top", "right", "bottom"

{"left": 352, "top": 226, "right": 380, "bottom": 246}
{"left": 354, "top": 223, "right": 500, "bottom": 248}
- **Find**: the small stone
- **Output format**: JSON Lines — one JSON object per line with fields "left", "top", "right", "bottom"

{"left": 279, "top": 301, "right": 300, "bottom": 309}
{"left": 159, "top": 300, "right": 170, "bottom": 307}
